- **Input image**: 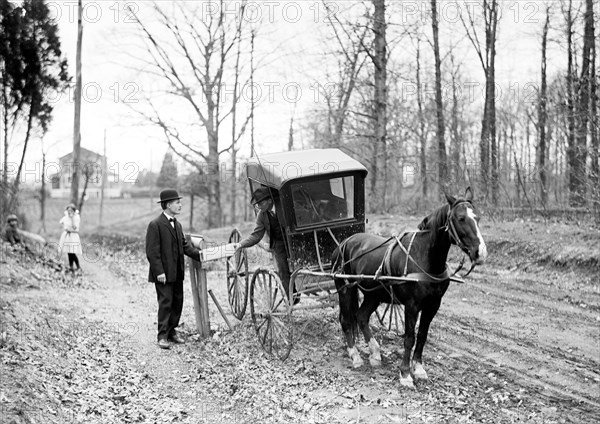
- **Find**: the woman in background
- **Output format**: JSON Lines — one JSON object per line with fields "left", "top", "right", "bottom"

{"left": 59, "top": 203, "right": 82, "bottom": 273}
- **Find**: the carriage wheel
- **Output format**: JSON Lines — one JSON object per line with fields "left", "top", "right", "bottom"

{"left": 376, "top": 302, "right": 405, "bottom": 336}
{"left": 250, "top": 269, "right": 293, "bottom": 361}
{"left": 227, "top": 228, "right": 249, "bottom": 320}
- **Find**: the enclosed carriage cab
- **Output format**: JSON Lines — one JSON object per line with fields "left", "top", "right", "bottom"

{"left": 246, "top": 149, "right": 368, "bottom": 277}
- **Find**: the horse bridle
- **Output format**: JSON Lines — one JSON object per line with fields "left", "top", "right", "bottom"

{"left": 445, "top": 200, "right": 478, "bottom": 277}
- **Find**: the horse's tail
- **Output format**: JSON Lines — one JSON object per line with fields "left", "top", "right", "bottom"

{"left": 331, "top": 237, "right": 348, "bottom": 274}
{"left": 332, "top": 239, "right": 359, "bottom": 342}
{"left": 335, "top": 275, "right": 360, "bottom": 343}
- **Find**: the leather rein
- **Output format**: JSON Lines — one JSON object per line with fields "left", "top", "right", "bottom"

{"left": 336, "top": 199, "right": 478, "bottom": 286}
{"left": 444, "top": 200, "right": 478, "bottom": 278}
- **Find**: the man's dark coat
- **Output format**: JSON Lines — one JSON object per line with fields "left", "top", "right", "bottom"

{"left": 146, "top": 213, "right": 200, "bottom": 283}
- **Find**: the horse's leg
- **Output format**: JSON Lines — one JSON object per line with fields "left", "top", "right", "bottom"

{"left": 336, "top": 278, "right": 363, "bottom": 368}
{"left": 411, "top": 299, "right": 442, "bottom": 380}
{"left": 399, "top": 305, "right": 418, "bottom": 388}
{"left": 356, "top": 295, "right": 381, "bottom": 367}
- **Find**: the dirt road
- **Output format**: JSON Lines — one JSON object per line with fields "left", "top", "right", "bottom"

{"left": 1, "top": 219, "right": 598, "bottom": 423}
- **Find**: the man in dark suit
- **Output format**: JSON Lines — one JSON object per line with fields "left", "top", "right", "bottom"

{"left": 146, "top": 189, "right": 201, "bottom": 349}
{"left": 234, "top": 186, "right": 296, "bottom": 302}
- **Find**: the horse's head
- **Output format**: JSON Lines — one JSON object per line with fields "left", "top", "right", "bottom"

{"left": 444, "top": 187, "right": 488, "bottom": 265}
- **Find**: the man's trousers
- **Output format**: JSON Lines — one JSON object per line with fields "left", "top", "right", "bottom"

{"left": 155, "top": 280, "right": 184, "bottom": 341}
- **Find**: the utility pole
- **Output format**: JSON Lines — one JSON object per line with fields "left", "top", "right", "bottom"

{"left": 149, "top": 149, "right": 153, "bottom": 211}
{"left": 70, "top": 0, "right": 83, "bottom": 207}
{"left": 99, "top": 129, "right": 106, "bottom": 228}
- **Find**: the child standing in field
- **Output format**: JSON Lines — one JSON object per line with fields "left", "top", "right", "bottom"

{"left": 59, "top": 203, "right": 82, "bottom": 273}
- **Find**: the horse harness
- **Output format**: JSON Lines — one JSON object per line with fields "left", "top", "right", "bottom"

{"left": 445, "top": 200, "right": 478, "bottom": 278}
{"left": 373, "top": 232, "right": 451, "bottom": 284}
{"left": 334, "top": 199, "right": 479, "bottom": 294}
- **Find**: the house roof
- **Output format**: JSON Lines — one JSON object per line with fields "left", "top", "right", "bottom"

{"left": 246, "top": 148, "right": 368, "bottom": 189}
{"left": 59, "top": 147, "right": 104, "bottom": 161}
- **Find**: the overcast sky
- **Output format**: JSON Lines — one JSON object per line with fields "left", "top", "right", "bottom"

{"left": 9, "top": 0, "right": 570, "bottom": 186}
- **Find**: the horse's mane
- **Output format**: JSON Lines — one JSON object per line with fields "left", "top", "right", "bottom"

{"left": 417, "top": 203, "right": 451, "bottom": 232}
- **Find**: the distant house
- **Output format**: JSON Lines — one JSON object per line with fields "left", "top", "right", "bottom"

{"left": 50, "top": 147, "right": 122, "bottom": 199}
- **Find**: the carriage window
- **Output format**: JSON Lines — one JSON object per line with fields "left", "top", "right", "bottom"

{"left": 292, "top": 176, "right": 355, "bottom": 227}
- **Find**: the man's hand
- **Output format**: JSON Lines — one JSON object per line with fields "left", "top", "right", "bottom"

{"left": 233, "top": 243, "right": 242, "bottom": 251}
{"left": 157, "top": 273, "right": 166, "bottom": 284}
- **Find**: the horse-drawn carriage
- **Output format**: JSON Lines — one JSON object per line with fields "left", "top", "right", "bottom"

{"left": 226, "top": 148, "right": 368, "bottom": 358}
{"left": 225, "top": 148, "right": 487, "bottom": 386}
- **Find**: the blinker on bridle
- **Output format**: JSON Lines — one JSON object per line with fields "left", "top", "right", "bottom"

{"left": 445, "top": 200, "right": 478, "bottom": 278}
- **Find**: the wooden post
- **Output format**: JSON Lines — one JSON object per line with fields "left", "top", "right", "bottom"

{"left": 208, "top": 289, "right": 233, "bottom": 331}
{"left": 197, "top": 265, "right": 210, "bottom": 336}
{"left": 189, "top": 255, "right": 210, "bottom": 338}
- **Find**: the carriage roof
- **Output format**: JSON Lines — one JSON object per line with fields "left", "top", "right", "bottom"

{"left": 246, "top": 148, "right": 368, "bottom": 189}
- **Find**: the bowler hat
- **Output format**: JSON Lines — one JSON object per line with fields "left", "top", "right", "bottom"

{"left": 157, "top": 189, "right": 182, "bottom": 203}
{"left": 251, "top": 187, "right": 274, "bottom": 205}
{"left": 6, "top": 214, "right": 18, "bottom": 223}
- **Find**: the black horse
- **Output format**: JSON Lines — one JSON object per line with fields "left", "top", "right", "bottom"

{"left": 332, "top": 188, "right": 487, "bottom": 387}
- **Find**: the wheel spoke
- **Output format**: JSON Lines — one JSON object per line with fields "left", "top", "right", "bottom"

{"left": 261, "top": 319, "right": 271, "bottom": 348}
{"left": 251, "top": 269, "right": 293, "bottom": 360}
{"left": 256, "top": 317, "right": 268, "bottom": 332}
{"left": 227, "top": 229, "right": 248, "bottom": 320}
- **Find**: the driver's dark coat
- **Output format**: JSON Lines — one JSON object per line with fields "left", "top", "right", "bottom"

{"left": 146, "top": 213, "right": 201, "bottom": 283}
{"left": 239, "top": 210, "right": 279, "bottom": 249}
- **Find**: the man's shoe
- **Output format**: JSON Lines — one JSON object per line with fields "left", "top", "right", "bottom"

{"left": 169, "top": 334, "right": 186, "bottom": 344}
{"left": 158, "top": 339, "right": 171, "bottom": 349}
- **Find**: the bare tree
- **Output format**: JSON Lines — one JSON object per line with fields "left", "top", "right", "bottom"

{"left": 372, "top": 0, "right": 388, "bottom": 209}
{"left": 129, "top": 2, "right": 254, "bottom": 228}
{"left": 320, "top": 3, "right": 369, "bottom": 147}
{"left": 449, "top": 52, "right": 463, "bottom": 186}
{"left": 461, "top": 0, "right": 500, "bottom": 204}
{"left": 415, "top": 39, "right": 428, "bottom": 198}
{"left": 538, "top": 5, "right": 551, "bottom": 207}
{"left": 77, "top": 163, "right": 96, "bottom": 215}
{"left": 430, "top": 0, "right": 447, "bottom": 195}
{"left": 590, "top": 9, "right": 599, "bottom": 221}
{"left": 571, "top": 0, "right": 595, "bottom": 206}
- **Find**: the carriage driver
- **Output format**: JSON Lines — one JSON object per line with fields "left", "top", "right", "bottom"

{"left": 233, "top": 187, "right": 297, "bottom": 303}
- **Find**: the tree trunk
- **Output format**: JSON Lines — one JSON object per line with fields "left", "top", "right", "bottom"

{"left": 416, "top": 42, "right": 427, "bottom": 198}
{"left": 40, "top": 152, "right": 47, "bottom": 233}
{"left": 2, "top": 78, "right": 8, "bottom": 186}
{"left": 565, "top": 0, "right": 579, "bottom": 206}
{"left": 206, "top": 28, "right": 221, "bottom": 228}
{"left": 590, "top": 7, "right": 598, "bottom": 221}
{"left": 247, "top": 29, "right": 256, "bottom": 222}
{"left": 288, "top": 115, "right": 294, "bottom": 151}
{"left": 190, "top": 194, "right": 195, "bottom": 231}
{"left": 99, "top": 131, "right": 106, "bottom": 228}
{"left": 7, "top": 102, "right": 35, "bottom": 213}
{"left": 572, "top": 0, "right": 594, "bottom": 206}
{"left": 510, "top": 125, "right": 520, "bottom": 206}
{"left": 488, "top": 0, "right": 499, "bottom": 205}
{"left": 538, "top": 7, "right": 550, "bottom": 206}
{"left": 229, "top": 18, "right": 244, "bottom": 226}
{"left": 372, "top": 0, "right": 387, "bottom": 210}
{"left": 431, "top": 0, "right": 447, "bottom": 196}
{"left": 451, "top": 58, "right": 462, "bottom": 185}
{"left": 78, "top": 168, "right": 91, "bottom": 214}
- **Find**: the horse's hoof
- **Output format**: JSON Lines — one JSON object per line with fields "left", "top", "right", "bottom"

{"left": 348, "top": 346, "right": 364, "bottom": 368}
{"left": 352, "top": 358, "right": 364, "bottom": 368}
{"left": 369, "top": 357, "right": 381, "bottom": 367}
{"left": 412, "top": 363, "right": 428, "bottom": 380}
{"left": 413, "top": 369, "right": 428, "bottom": 380}
{"left": 399, "top": 374, "right": 415, "bottom": 388}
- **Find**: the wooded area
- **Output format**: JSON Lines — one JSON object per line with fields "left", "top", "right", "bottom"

{"left": 302, "top": 0, "right": 598, "bottom": 217}
{"left": 1, "top": 0, "right": 598, "bottom": 228}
